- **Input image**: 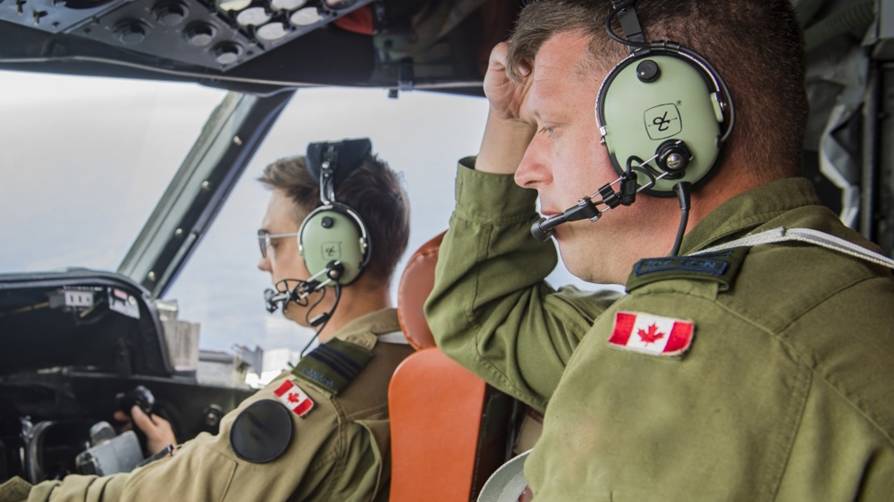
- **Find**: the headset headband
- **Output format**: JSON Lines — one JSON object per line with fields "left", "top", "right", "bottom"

{"left": 298, "top": 138, "right": 374, "bottom": 287}
{"left": 305, "top": 138, "right": 373, "bottom": 204}
{"left": 611, "top": 0, "right": 646, "bottom": 50}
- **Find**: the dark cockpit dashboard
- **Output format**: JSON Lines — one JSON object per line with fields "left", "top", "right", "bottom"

{"left": 0, "top": 270, "right": 251, "bottom": 482}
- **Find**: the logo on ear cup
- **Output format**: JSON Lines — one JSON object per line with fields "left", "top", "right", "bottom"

{"left": 322, "top": 242, "right": 342, "bottom": 260}
{"left": 644, "top": 103, "right": 683, "bottom": 140}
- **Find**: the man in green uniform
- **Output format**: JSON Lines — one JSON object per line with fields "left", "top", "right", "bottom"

{"left": 426, "top": 1, "right": 894, "bottom": 500}
{"left": 1, "top": 141, "right": 412, "bottom": 501}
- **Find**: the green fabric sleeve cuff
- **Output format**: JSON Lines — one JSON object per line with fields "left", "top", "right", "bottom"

{"left": 454, "top": 156, "right": 538, "bottom": 224}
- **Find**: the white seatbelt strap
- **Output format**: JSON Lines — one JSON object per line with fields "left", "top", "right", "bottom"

{"left": 691, "top": 227, "right": 894, "bottom": 270}
{"left": 377, "top": 330, "right": 411, "bottom": 345}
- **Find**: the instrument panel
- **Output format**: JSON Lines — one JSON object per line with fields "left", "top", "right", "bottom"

{"left": 0, "top": 0, "right": 374, "bottom": 70}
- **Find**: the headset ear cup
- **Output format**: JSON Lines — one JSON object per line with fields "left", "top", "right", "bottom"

{"left": 597, "top": 50, "right": 729, "bottom": 195}
{"left": 298, "top": 205, "right": 369, "bottom": 285}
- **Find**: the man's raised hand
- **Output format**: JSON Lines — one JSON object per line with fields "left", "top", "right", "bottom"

{"left": 477, "top": 42, "right": 537, "bottom": 175}
{"left": 483, "top": 42, "right": 531, "bottom": 121}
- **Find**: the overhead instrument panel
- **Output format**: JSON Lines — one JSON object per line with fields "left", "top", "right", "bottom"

{"left": 0, "top": 0, "right": 374, "bottom": 70}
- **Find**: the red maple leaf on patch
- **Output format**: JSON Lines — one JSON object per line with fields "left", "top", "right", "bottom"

{"left": 288, "top": 392, "right": 300, "bottom": 403}
{"left": 637, "top": 324, "right": 665, "bottom": 344}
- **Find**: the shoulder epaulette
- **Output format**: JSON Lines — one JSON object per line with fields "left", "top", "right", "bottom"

{"left": 292, "top": 338, "right": 374, "bottom": 395}
{"left": 626, "top": 248, "right": 748, "bottom": 293}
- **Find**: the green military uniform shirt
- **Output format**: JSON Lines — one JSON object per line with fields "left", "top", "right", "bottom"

{"left": 1, "top": 308, "right": 412, "bottom": 502}
{"left": 425, "top": 161, "right": 894, "bottom": 500}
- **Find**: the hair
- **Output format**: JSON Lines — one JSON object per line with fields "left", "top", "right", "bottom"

{"left": 258, "top": 154, "right": 410, "bottom": 283}
{"left": 507, "top": 0, "right": 808, "bottom": 179}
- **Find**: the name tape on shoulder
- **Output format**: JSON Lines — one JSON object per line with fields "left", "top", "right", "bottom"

{"left": 273, "top": 378, "right": 315, "bottom": 417}
{"left": 608, "top": 311, "right": 694, "bottom": 357}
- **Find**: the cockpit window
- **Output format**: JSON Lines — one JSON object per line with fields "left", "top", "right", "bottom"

{"left": 0, "top": 70, "right": 227, "bottom": 272}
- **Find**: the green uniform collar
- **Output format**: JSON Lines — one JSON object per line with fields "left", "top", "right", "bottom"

{"left": 626, "top": 178, "right": 821, "bottom": 292}
{"left": 331, "top": 307, "right": 400, "bottom": 350}
{"left": 292, "top": 308, "right": 399, "bottom": 395}
{"left": 680, "top": 177, "right": 821, "bottom": 255}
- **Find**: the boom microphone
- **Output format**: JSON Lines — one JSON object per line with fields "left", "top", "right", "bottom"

{"left": 531, "top": 198, "right": 602, "bottom": 241}
{"left": 262, "top": 261, "right": 345, "bottom": 313}
{"left": 264, "top": 288, "right": 290, "bottom": 313}
{"left": 530, "top": 166, "right": 657, "bottom": 242}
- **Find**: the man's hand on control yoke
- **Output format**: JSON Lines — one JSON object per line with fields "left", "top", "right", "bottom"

{"left": 477, "top": 42, "right": 536, "bottom": 175}
{"left": 114, "top": 406, "right": 176, "bottom": 455}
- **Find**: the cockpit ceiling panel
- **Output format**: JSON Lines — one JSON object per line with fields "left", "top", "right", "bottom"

{"left": 0, "top": 0, "right": 374, "bottom": 71}
{"left": 0, "top": 0, "right": 120, "bottom": 35}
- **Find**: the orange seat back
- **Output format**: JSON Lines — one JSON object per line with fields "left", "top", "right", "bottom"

{"left": 390, "top": 232, "right": 512, "bottom": 501}
{"left": 389, "top": 349, "right": 489, "bottom": 500}
{"left": 396, "top": 232, "right": 443, "bottom": 350}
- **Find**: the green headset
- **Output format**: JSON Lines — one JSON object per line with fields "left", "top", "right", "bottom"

{"left": 530, "top": 0, "right": 735, "bottom": 254}
{"left": 298, "top": 138, "right": 373, "bottom": 287}
{"left": 596, "top": 0, "right": 736, "bottom": 195}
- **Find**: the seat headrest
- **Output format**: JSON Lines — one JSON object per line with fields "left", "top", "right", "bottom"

{"left": 397, "top": 232, "right": 445, "bottom": 350}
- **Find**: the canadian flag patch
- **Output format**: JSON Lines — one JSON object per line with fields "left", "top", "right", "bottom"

{"left": 608, "top": 311, "right": 695, "bottom": 357}
{"left": 273, "top": 378, "right": 315, "bottom": 417}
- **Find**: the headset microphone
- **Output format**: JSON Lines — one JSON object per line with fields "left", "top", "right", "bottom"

{"left": 531, "top": 198, "right": 601, "bottom": 241}
{"left": 263, "top": 260, "right": 345, "bottom": 314}
{"left": 531, "top": 165, "right": 655, "bottom": 242}
{"left": 264, "top": 288, "right": 287, "bottom": 313}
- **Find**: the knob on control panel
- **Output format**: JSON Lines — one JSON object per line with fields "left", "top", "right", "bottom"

{"left": 257, "top": 21, "right": 288, "bottom": 41}
{"left": 114, "top": 20, "right": 147, "bottom": 45}
{"left": 290, "top": 6, "right": 322, "bottom": 26}
{"left": 324, "top": 0, "right": 356, "bottom": 8}
{"left": 153, "top": 1, "right": 189, "bottom": 27}
{"left": 184, "top": 22, "right": 216, "bottom": 47}
{"left": 270, "top": 0, "right": 306, "bottom": 11}
{"left": 236, "top": 6, "right": 270, "bottom": 27}
{"left": 213, "top": 41, "right": 243, "bottom": 65}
